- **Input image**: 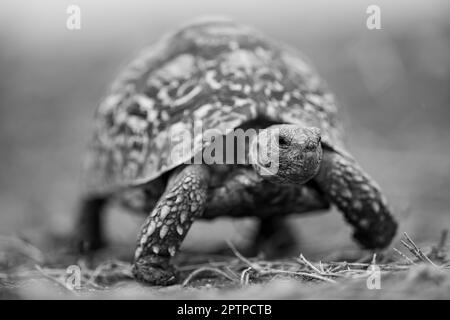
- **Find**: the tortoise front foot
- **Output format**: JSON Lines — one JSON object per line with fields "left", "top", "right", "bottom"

{"left": 353, "top": 219, "right": 397, "bottom": 249}
{"left": 133, "top": 164, "right": 210, "bottom": 286}
{"left": 315, "top": 151, "right": 398, "bottom": 249}
{"left": 132, "top": 255, "right": 177, "bottom": 285}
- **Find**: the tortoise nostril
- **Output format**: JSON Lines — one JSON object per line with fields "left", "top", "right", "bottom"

{"left": 306, "top": 141, "right": 317, "bottom": 151}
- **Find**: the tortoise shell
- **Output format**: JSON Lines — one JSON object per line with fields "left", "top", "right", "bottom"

{"left": 84, "top": 18, "right": 347, "bottom": 194}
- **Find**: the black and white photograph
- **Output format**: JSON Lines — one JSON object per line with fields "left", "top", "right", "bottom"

{"left": 0, "top": 0, "right": 449, "bottom": 303}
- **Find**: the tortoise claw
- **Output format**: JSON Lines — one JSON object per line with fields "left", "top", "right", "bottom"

{"left": 132, "top": 256, "right": 178, "bottom": 286}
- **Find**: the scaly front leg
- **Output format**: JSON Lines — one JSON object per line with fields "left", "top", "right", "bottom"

{"left": 132, "top": 164, "right": 210, "bottom": 285}
{"left": 315, "top": 151, "right": 398, "bottom": 249}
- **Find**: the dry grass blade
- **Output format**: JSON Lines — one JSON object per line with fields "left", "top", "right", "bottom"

{"left": 265, "top": 269, "right": 337, "bottom": 283}
{"left": 182, "top": 267, "right": 236, "bottom": 287}
{"left": 393, "top": 248, "right": 416, "bottom": 265}
{"left": 226, "top": 240, "right": 264, "bottom": 272}
{"left": 226, "top": 242, "right": 337, "bottom": 283}
{"left": 240, "top": 267, "right": 252, "bottom": 285}
{"left": 85, "top": 265, "right": 110, "bottom": 289}
{"left": 297, "top": 254, "right": 322, "bottom": 273}
{"left": 178, "top": 259, "right": 240, "bottom": 271}
{"left": 85, "top": 260, "right": 133, "bottom": 288}
{"left": 225, "top": 266, "right": 239, "bottom": 278}
{"left": 319, "top": 261, "right": 325, "bottom": 273}
{"left": 401, "top": 232, "right": 438, "bottom": 267}
{"left": 34, "top": 265, "right": 73, "bottom": 293}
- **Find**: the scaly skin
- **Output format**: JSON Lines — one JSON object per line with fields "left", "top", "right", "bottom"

{"left": 252, "top": 125, "right": 398, "bottom": 249}
{"left": 75, "top": 129, "right": 397, "bottom": 286}
{"left": 314, "top": 151, "right": 397, "bottom": 249}
{"left": 132, "top": 164, "right": 210, "bottom": 285}
{"left": 73, "top": 165, "right": 329, "bottom": 257}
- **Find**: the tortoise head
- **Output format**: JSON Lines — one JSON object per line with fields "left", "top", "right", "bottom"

{"left": 249, "top": 125, "right": 323, "bottom": 184}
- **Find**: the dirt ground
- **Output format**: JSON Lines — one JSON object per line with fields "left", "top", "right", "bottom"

{"left": 0, "top": 0, "right": 449, "bottom": 299}
{"left": 1, "top": 231, "right": 449, "bottom": 299}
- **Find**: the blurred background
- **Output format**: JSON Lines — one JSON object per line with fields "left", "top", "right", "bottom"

{"left": 0, "top": 0, "right": 449, "bottom": 259}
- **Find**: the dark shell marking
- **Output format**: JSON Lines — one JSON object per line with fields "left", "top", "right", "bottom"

{"left": 84, "top": 18, "right": 345, "bottom": 193}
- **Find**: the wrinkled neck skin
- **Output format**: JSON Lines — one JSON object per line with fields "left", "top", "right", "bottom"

{"left": 250, "top": 124, "right": 323, "bottom": 185}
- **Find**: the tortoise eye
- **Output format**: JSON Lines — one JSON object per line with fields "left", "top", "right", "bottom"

{"left": 263, "top": 161, "right": 272, "bottom": 168}
{"left": 278, "top": 136, "right": 289, "bottom": 146}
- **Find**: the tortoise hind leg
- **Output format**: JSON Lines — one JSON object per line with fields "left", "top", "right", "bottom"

{"left": 248, "top": 216, "right": 297, "bottom": 258}
{"left": 133, "top": 164, "right": 210, "bottom": 285}
{"left": 204, "top": 168, "right": 330, "bottom": 257}
{"left": 73, "top": 196, "right": 108, "bottom": 254}
{"left": 248, "top": 188, "right": 330, "bottom": 258}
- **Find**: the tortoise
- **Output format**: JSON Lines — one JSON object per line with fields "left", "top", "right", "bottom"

{"left": 77, "top": 17, "right": 398, "bottom": 285}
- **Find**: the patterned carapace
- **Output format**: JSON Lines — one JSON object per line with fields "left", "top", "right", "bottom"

{"left": 84, "top": 18, "right": 346, "bottom": 194}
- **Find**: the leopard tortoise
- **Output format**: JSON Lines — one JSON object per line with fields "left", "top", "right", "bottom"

{"left": 77, "top": 17, "right": 397, "bottom": 285}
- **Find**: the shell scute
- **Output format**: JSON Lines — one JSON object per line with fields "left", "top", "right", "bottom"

{"left": 84, "top": 18, "right": 345, "bottom": 193}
